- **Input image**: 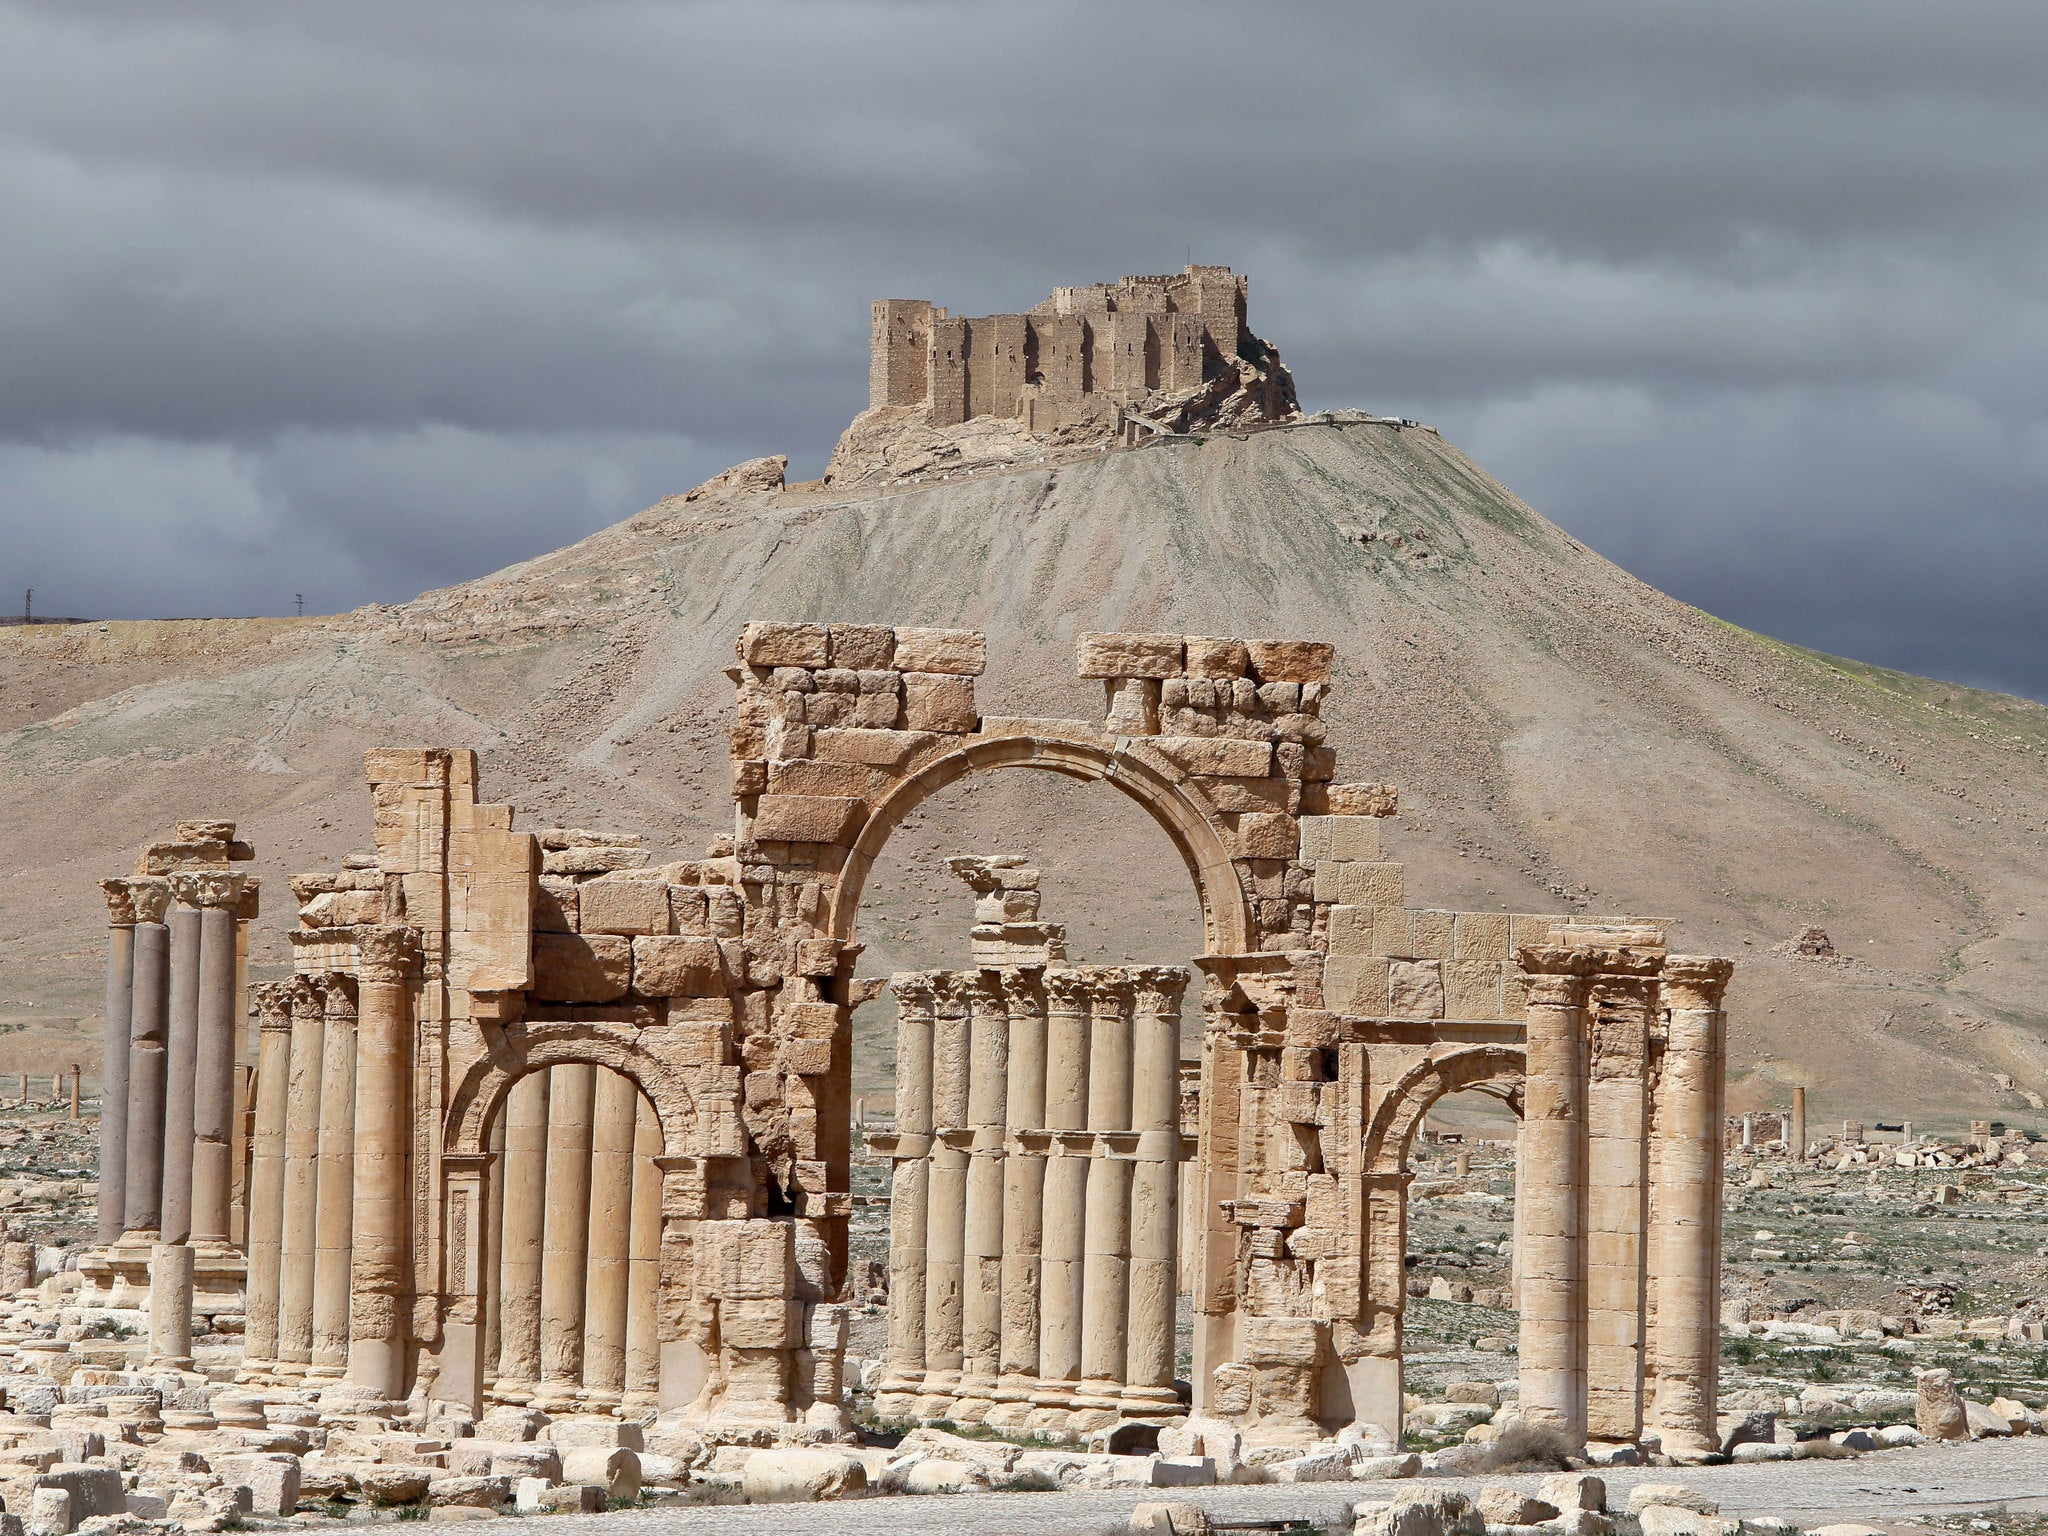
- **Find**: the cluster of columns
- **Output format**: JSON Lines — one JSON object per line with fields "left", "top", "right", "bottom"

{"left": 484, "top": 1064, "right": 665, "bottom": 1413}
{"left": 237, "top": 927, "right": 421, "bottom": 1409}
{"left": 1516, "top": 947, "right": 1731, "bottom": 1458}
{"left": 872, "top": 963, "right": 1188, "bottom": 1437}
{"left": 96, "top": 871, "right": 255, "bottom": 1364}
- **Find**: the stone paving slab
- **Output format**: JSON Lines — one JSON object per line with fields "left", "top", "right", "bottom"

{"left": 540, "top": 1437, "right": 2048, "bottom": 1535}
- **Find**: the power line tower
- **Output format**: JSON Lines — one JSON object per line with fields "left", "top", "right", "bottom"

{"left": 22, "top": 589, "right": 30, "bottom": 624}
{"left": 295, "top": 593, "right": 304, "bottom": 617}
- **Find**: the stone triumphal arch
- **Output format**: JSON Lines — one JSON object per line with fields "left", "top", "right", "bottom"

{"left": 91, "top": 621, "right": 1731, "bottom": 1456}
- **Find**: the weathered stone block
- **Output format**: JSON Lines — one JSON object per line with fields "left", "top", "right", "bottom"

{"left": 1325, "top": 905, "right": 1374, "bottom": 956}
{"left": 1336, "top": 862, "right": 1404, "bottom": 909}
{"left": 753, "top": 795, "right": 867, "bottom": 845}
{"left": 902, "top": 673, "right": 978, "bottom": 732}
{"left": 1323, "top": 955, "right": 1390, "bottom": 1015}
{"left": 1076, "top": 631, "right": 1184, "bottom": 678}
{"left": 1411, "top": 909, "right": 1455, "bottom": 959}
{"left": 781, "top": 1038, "right": 833, "bottom": 1076}
{"left": 1234, "top": 813, "right": 1299, "bottom": 860}
{"left": 1329, "top": 815, "right": 1382, "bottom": 860}
{"left": 1443, "top": 960, "right": 1504, "bottom": 1020}
{"left": 542, "top": 845, "right": 651, "bottom": 875}
{"left": 577, "top": 880, "right": 671, "bottom": 936}
{"left": 826, "top": 624, "right": 895, "bottom": 670}
{"left": 892, "top": 627, "right": 985, "bottom": 676}
{"left": 1183, "top": 636, "right": 1250, "bottom": 678}
{"left": 1327, "top": 782, "right": 1398, "bottom": 816}
{"left": 631, "top": 936, "right": 725, "bottom": 997}
{"left": 531, "top": 934, "right": 632, "bottom": 1004}
{"left": 719, "top": 1298, "right": 799, "bottom": 1349}
{"left": 1149, "top": 736, "right": 1274, "bottom": 777}
{"left": 739, "top": 622, "right": 830, "bottom": 668}
{"left": 1388, "top": 959, "right": 1445, "bottom": 1019}
{"left": 1453, "top": 911, "right": 1510, "bottom": 959}
{"left": 1246, "top": 639, "right": 1335, "bottom": 684}
{"left": 768, "top": 758, "right": 884, "bottom": 797}
{"left": 813, "top": 728, "right": 942, "bottom": 770}
{"left": 1194, "top": 775, "right": 1292, "bottom": 814}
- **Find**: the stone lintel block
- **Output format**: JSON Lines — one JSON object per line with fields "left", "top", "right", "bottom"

{"left": 813, "top": 728, "right": 944, "bottom": 771}
{"left": 1183, "top": 636, "right": 1250, "bottom": 678}
{"left": 451, "top": 929, "right": 532, "bottom": 994}
{"left": 1323, "top": 954, "right": 1389, "bottom": 1015}
{"left": 1387, "top": 958, "right": 1445, "bottom": 1019}
{"left": 902, "top": 673, "right": 978, "bottom": 733}
{"left": 1246, "top": 640, "right": 1335, "bottom": 684}
{"left": 542, "top": 845, "right": 652, "bottom": 876}
{"left": 1238, "top": 1315, "right": 1320, "bottom": 1363}
{"left": 768, "top": 757, "right": 887, "bottom": 797}
{"left": 892, "top": 627, "right": 986, "bottom": 675}
{"left": 826, "top": 624, "right": 895, "bottom": 670}
{"left": 717, "top": 1297, "right": 801, "bottom": 1349}
{"left": 531, "top": 933, "right": 632, "bottom": 1004}
{"left": 1335, "top": 862, "right": 1404, "bottom": 909}
{"left": 1454, "top": 911, "right": 1511, "bottom": 959}
{"left": 739, "top": 621, "right": 830, "bottom": 668}
{"left": 1325, "top": 905, "right": 1374, "bottom": 956}
{"left": 1443, "top": 959, "right": 1505, "bottom": 1020}
{"left": 752, "top": 795, "right": 868, "bottom": 845}
{"left": 578, "top": 879, "right": 672, "bottom": 936}
{"left": 1196, "top": 774, "right": 1293, "bottom": 815}
{"left": 1410, "top": 910, "right": 1455, "bottom": 960}
{"left": 1234, "top": 812, "right": 1299, "bottom": 861}
{"left": 1327, "top": 782, "right": 1398, "bottom": 817}
{"left": 1077, "top": 631, "right": 1185, "bottom": 679}
{"left": 631, "top": 936, "right": 726, "bottom": 997}
{"left": 1149, "top": 735, "right": 1274, "bottom": 778}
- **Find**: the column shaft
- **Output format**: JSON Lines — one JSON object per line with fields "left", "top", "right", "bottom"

{"left": 581, "top": 1070, "right": 638, "bottom": 1402}
{"left": 276, "top": 985, "right": 325, "bottom": 1371}
{"left": 241, "top": 987, "right": 294, "bottom": 1372}
{"left": 346, "top": 927, "right": 418, "bottom": 1402}
{"left": 538, "top": 1063, "right": 597, "bottom": 1402}
{"left": 1517, "top": 949, "right": 1591, "bottom": 1446}
{"left": 958, "top": 975, "right": 1008, "bottom": 1410}
{"left": 312, "top": 982, "right": 357, "bottom": 1374}
{"left": 1650, "top": 957, "right": 1732, "bottom": 1457}
{"left": 190, "top": 900, "right": 241, "bottom": 1244}
{"left": 997, "top": 975, "right": 1047, "bottom": 1394}
{"left": 1125, "top": 970, "right": 1186, "bottom": 1406}
{"left": 1584, "top": 970, "right": 1654, "bottom": 1443}
{"left": 494, "top": 1069, "right": 551, "bottom": 1395}
{"left": 623, "top": 1096, "right": 662, "bottom": 1404}
{"left": 97, "top": 898, "right": 136, "bottom": 1245}
{"left": 159, "top": 901, "right": 203, "bottom": 1244}
{"left": 1078, "top": 977, "right": 1135, "bottom": 1406}
{"left": 121, "top": 914, "right": 171, "bottom": 1236}
{"left": 881, "top": 978, "right": 934, "bottom": 1402}
{"left": 1035, "top": 975, "right": 1091, "bottom": 1401}
{"left": 921, "top": 979, "right": 970, "bottom": 1402}
{"left": 482, "top": 1110, "right": 507, "bottom": 1379}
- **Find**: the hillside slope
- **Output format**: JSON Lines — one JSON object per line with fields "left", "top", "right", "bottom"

{"left": 4, "top": 419, "right": 2045, "bottom": 1127}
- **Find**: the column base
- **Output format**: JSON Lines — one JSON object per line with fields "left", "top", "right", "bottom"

{"left": 1116, "top": 1384, "right": 1185, "bottom": 1417}
{"left": 189, "top": 1241, "right": 248, "bottom": 1319}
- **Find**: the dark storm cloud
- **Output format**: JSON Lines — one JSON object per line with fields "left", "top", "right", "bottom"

{"left": 3, "top": 1, "right": 2046, "bottom": 695}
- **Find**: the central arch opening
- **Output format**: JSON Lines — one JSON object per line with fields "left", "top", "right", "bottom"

{"left": 839, "top": 762, "right": 1209, "bottom": 1437}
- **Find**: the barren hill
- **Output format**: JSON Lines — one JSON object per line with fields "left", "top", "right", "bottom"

{"left": 5, "top": 418, "right": 2046, "bottom": 1129}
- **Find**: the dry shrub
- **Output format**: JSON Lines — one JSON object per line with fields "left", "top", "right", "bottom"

{"left": 1479, "top": 1420, "right": 1577, "bottom": 1472}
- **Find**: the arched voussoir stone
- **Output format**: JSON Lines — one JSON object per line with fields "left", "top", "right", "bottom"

{"left": 1363, "top": 1043, "right": 1526, "bottom": 1179}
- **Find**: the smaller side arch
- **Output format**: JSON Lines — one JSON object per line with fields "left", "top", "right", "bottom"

{"left": 1364, "top": 1044, "right": 1525, "bottom": 1179}
{"left": 444, "top": 1021, "right": 698, "bottom": 1159}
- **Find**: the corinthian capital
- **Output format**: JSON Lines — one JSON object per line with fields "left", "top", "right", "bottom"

{"left": 101, "top": 879, "right": 140, "bottom": 928}
{"left": 355, "top": 925, "right": 422, "bottom": 983}
{"left": 1662, "top": 954, "right": 1734, "bottom": 1012}
{"left": 1516, "top": 944, "right": 1595, "bottom": 1008}
{"left": 130, "top": 879, "right": 173, "bottom": 926}
{"left": 1044, "top": 968, "right": 1096, "bottom": 1012}
{"left": 1133, "top": 966, "right": 1190, "bottom": 1017}
{"left": 888, "top": 971, "right": 937, "bottom": 1011}
{"left": 251, "top": 982, "right": 296, "bottom": 1033}
{"left": 173, "top": 870, "right": 251, "bottom": 910}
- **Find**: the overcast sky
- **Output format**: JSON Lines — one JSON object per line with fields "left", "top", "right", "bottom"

{"left": 5, "top": 3, "right": 2047, "bottom": 697}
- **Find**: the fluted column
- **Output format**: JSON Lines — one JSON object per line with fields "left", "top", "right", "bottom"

{"left": 494, "top": 1068, "right": 551, "bottom": 1400}
{"left": 345, "top": 926, "right": 419, "bottom": 1405}
{"left": 956, "top": 970, "right": 1009, "bottom": 1419}
{"left": 1077, "top": 972, "right": 1135, "bottom": 1416}
{"left": 878, "top": 975, "right": 935, "bottom": 1412}
{"left": 188, "top": 874, "right": 246, "bottom": 1248}
{"left": 1516, "top": 946, "right": 1594, "bottom": 1447}
{"left": 582, "top": 1069, "right": 638, "bottom": 1405}
{"left": 1035, "top": 969, "right": 1092, "bottom": 1414}
{"left": 97, "top": 882, "right": 138, "bottom": 1246}
{"left": 121, "top": 881, "right": 173, "bottom": 1238}
{"left": 159, "top": 891, "right": 203, "bottom": 1244}
{"left": 1651, "top": 956, "right": 1732, "bottom": 1458}
{"left": 622, "top": 1095, "right": 662, "bottom": 1410}
{"left": 917, "top": 973, "right": 971, "bottom": 1413}
{"left": 276, "top": 978, "right": 325, "bottom": 1375}
{"left": 994, "top": 971, "right": 1047, "bottom": 1421}
{"left": 1125, "top": 966, "right": 1186, "bottom": 1412}
{"left": 483, "top": 1110, "right": 506, "bottom": 1382}
{"left": 240, "top": 983, "right": 296, "bottom": 1376}
{"left": 311, "top": 975, "right": 358, "bottom": 1377}
{"left": 538, "top": 1062, "right": 597, "bottom": 1409}
{"left": 1584, "top": 955, "right": 1658, "bottom": 1444}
